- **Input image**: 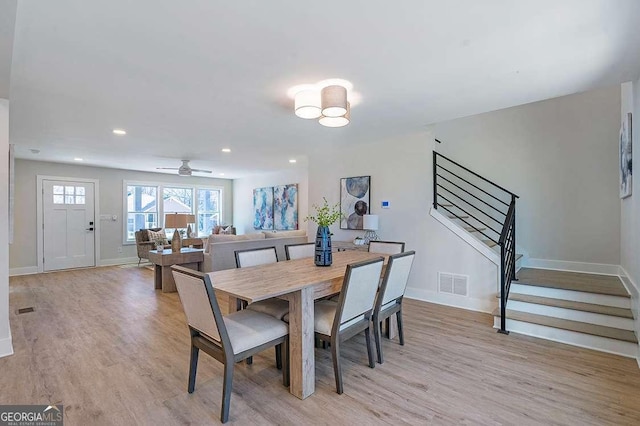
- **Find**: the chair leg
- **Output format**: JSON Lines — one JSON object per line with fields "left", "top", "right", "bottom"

{"left": 188, "top": 344, "right": 199, "bottom": 393}
{"left": 384, "top": 317, "right": 391, "bottom": 338}
{"left": 282, "top": 337, "right": 290, "bottom": 387}
{"left": 275, "top": 344, "right": 282, "bottom": 370}
{"left": 245, "top": 356, "right": 253, "bottom": 365}
{"left": 364, "top": 326, "right": 375, "bottom": 368}
{"left": 374, "top": 315, "right": 384, "bottom": 364}
{"left": 138, "top": 257, "right": 142, "bottom": 266}
{"left": 397, "top": 309, "right": 405, "bottom": 346}
{"left": 330, "top": 336, "right": 343, "bottom": 394}
{"left": 220, "top": 361, "right": 234, "bottom": 423}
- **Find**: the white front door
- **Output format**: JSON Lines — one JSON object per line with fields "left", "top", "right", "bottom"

{"left": 43, "top": 180, "right": 96, "bottom": 271}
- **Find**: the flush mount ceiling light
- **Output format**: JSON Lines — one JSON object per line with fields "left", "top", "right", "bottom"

{"left": 113, "top": 129, "right": 127, "bottom": 135}
{"left": 290, "top": 79, "right": 355, "bottom": 128}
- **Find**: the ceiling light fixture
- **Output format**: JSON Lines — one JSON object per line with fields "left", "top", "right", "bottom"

{"left": 74, "top": 157, "right": 83, "bottom": 161}
{"left": 219, "top": 173, "right": 225, "bottom": 176}
{"left": 113, "top": 129, "right": 127, "bottom": 135}
{"left": 221, "top": 148, "right": 231, "bottom": 153}
{"left": 291, "top": 79, "right": 353, "bottom": 128}
{"left": 289, "top": 159, "right": 297, "bottom": 163}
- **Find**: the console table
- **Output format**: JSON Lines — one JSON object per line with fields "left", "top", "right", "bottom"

{"left": 332, "top": 241, "right": 369, "bottom": 252}
{"left": 148, "top": 248, "right": 204, "bottom": 292}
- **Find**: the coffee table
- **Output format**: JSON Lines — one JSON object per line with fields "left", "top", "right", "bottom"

{"left": 148, "top": 248, "right": 204, "bottom": 292}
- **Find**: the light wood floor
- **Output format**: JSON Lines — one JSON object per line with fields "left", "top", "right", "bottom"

{"left": 2, "top": 266, "right": 640, "bottom": 425}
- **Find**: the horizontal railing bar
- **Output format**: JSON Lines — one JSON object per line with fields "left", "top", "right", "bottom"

{"left": 436, "top": 174, "right": 507, "bottom": 224}
{"left": 435, "top": 172, "right": 508, "bottom": 217}
{"left": 436, "top": 165, "right": 510, "bottom": 208}
{"left": 437, "top": 186, "right": 503, "bottom": 234}
{"left": 436, "top": 193, "right": 502, "bottom": 239}
{"left": 437, "top": 203, "right": 499, "bottom": 244}
{"left": 435, "top": 151, "right": 519, "bottom": 199}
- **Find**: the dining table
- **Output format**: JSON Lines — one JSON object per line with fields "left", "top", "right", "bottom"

{"left": 207, "top": 250, "right": 388, "bottom": 400}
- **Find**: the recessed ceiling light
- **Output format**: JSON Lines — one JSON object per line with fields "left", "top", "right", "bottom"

{"left": 113, "top": 129, "right": 127, "bottom": 135}
{"left": 74, "top": 157, "right": 83, "bottom": 161}
{"left": 289, "top": 159, "right": 297, "bottom": 163}
{"left": 221, "top": 148, "right": 231, "bottom": 153}
{"left": 219, "top": 173, "right": 225, "bottom": 176}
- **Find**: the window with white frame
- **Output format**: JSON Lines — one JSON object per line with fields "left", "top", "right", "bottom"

{"left": 124, "top": 182, "right": 222, "bottom": 243}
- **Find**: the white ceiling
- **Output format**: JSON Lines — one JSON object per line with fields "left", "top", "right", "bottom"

{"left": 8, "top": 0, "right": 640, "bottom": 178}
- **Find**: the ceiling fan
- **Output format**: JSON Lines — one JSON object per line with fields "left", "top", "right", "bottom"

{"left": 156, "top": 160, "right": 212, "bottom": 176}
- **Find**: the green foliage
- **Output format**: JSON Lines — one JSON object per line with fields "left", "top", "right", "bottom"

{"left": 305, "top": 197, "right": 342, "bottom": 227}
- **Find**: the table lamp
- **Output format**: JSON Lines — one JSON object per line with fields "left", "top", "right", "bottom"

{"left": 362, "top": 214, "right": 379, "bottom": 244}
{"left": 186, "top": 214, "right": 196, "bottom": 238}
{"left": 165, "top": 213, "right": 188, "bottom": 251}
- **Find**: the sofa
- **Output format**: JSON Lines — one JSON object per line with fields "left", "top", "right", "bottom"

{"left": 202, "top": 230, "right": 308, "bottom": 272}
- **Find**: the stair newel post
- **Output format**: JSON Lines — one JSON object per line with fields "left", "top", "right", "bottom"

{"left": 498, "top": 242, "right": 509, "bottom": 335}
{"left": 511, "top": 195, "right": 517, "bottom": 282}
{"left": 432, "top": 151, "right": 438, "bottom": 210}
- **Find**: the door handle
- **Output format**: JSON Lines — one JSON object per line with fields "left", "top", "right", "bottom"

{"left": 86, "top": 227, "right": 94, "bottom": 231}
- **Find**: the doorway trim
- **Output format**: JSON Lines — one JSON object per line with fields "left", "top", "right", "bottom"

{"left": 36, "top": 175, "right": 101, "bottom": 273}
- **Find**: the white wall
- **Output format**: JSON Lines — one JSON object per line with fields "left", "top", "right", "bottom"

{"left": 307, "top": 131, "right": 498, "bottom": 312}
{"left": 435, "top": 86, "right": 621, "bottom": 266}
{"left": 233, "top": 168, "right": 308, "bottom": 236}
{"left": 620, "top": 80, "right": 640, "bottom": 363}
{"left": 0, "top": 99, "right": 13, "bottom": 356}
{"left": 9, "top": 159, "right": 233, "bottom": 271}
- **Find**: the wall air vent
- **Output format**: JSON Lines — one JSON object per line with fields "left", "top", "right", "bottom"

{"left": 438, "top": 272, "right": 468, "bottom": 297}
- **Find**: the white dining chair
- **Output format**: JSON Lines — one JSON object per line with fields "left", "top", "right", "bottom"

{"left": 372, "top": 250, "right": 415, "bottom": 364}
{"left": 368, "top": 240, "right": 405, "bottom": 255}
{"left": 285, "top": 242, "right": 315, "bottom": 260}
{"left": 235, "top": 246, "right": 290, "bottom": 367}
{"left": 172, "top": 266, "right": 289, "bottom": 423}
{"left": 314, "top": 257, "right": 384, "bottom": 394}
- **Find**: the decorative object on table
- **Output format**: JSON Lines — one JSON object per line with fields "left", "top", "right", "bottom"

{"left": 165, "top": 213, "right": 189, "bottom": 252}
{"left": 340, "top": 176, "right": 370, "bottom": 230}
{"left": 253, "top": 187, "right": 274, "bottom": 230}
{"left": 274, "top": 184, "right": 299, "bottom": 230}
{"left": 156, "top": 242, "right": 164, "bottom": 253}
{"left": 186, "top": 214, "right": 196, "bottom": 237}
{"left": 620, "top": 112, "right": 633, "bottom": 199}
{"left": 362, "top": 214, "right": 379, "bottom": 244}
{"left": 353, "top": 236, "right": 365, "bottom": 246}
{"left": 306, "top": 197, "right": 342, "bottom": 266}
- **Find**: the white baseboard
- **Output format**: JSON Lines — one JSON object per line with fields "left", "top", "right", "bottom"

{"left": 9, "top": 266, "right": 39, "bottom": 276}
{"left": 523, "top": 258, "right": 620, "bottom": 276}
{"left": 0, "top": 335, "right": 14, "bottom": 358}
{"left": 405, "top": 287, "right": 496, "bottom": 314}
{"left": 98, "top": 257, "right": 140, "bottom": 267}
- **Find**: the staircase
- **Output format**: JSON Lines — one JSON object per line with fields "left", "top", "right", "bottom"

{"left": 493, "top": 268, "right": 637, "bottom": 357}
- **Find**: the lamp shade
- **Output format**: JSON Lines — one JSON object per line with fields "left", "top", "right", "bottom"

{"left": 319, "top": 102, "right": 350, "bottom": 128}
{"left": 363, "top": 214, "right": 379, "bottom": 231}
{"left": 186, "top": 214, "right": 196, "bottom": 224}
{"left": 321, "top": 85, "right": 348, "bottom": 117}
{"left": 165, "top": 213, "right": 188, "bottom": 228}
{"left": 295, "top": 89, "right": 322, "bottom": 119}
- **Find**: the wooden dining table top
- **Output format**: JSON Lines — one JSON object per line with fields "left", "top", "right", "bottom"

{"left": 207, "top": 250, "right": 387, "bottom": 303}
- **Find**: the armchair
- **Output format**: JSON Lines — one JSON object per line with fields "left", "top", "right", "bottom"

{"left": 135, "top": 228, "right": 165, "bottom": 265}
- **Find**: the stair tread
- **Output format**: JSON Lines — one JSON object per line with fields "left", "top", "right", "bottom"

{"left": 483, "top": 240, "right": 497, "bottom": 248}
{"left": 516, "top": 268, "right": 629, "bottom": 298}
{"left": 509, "top": 293, "right": 634, "bottom": 318}
{"left": 448, "top": 215, "right": 469, "bottom": 219}
{"left": 493, "top": 308, "right": 638, "bottom": 343}
{"left": 464, "top": 226, "right": 486, "bottom": 232}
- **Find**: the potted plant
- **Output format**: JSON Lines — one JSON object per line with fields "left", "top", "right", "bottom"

{"left": 305, "top": 197, "right": 342, "bottom": 266}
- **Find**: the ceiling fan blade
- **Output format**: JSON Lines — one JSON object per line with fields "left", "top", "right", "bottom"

{"left": 156, "top": 167, "right": 179, "bottom": 170}
{"left": 190, "top": 169, "right": 212, "bottom": 173}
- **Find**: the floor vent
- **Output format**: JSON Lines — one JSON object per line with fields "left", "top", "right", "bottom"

{"left": 17, "top": 307, "right": 35, "bottom": 314}
{"left": 438, "top": 272, "right": 469, "bottom": 296}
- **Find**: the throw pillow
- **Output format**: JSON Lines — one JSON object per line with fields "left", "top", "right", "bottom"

{"left": 147, "top": 229, "right": 169, "bottom": 246}
{"left": 221, "top": 226, "right": 235, "bottom": 235}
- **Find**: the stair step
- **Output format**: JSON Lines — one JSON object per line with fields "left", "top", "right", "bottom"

{"left": 516, "top": 268, "right": 629, "bottom": 297}
{"left": 493, "top": 308, "right": 638, "bottom": 343}
{"left": 509, "top": 294, "right": 634, "bottom": 319}
{"left": 515, "top": 253, "right": 523, "bottom": 261}
{"left": 483, "top": 240, "right": 497, "bottom": 248}
{"left": 464, "top": 226, "right": 486, "bottom": 233}
{"left": 448, "top": 215, "right": 469, "bottom": 220}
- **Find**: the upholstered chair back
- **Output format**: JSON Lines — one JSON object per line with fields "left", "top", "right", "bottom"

{"left": 173, "top": 269, "right": 222, "bottom": 342}
{"left": 381, "top": 251, "right": 415, "bottom": 305}
{"left": 336, "top": 258, "right": 384, "bottom": 330}
{"left": 235, "top": 246, "right": 278, "bottom": 268}
{"left": 368, "top": 241, "right": 405, "bottom": 255}
{"left": 285, "top": 243, "right": 315, "bottom": 260}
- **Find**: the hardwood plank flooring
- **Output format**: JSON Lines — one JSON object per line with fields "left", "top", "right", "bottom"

{"left": 517, "top": 268, "right": 630, "bottom": 297}
{"left": 2, "top": 266, "right": 640, "bottom": 425}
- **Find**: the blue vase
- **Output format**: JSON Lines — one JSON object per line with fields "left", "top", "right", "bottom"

{"left": 315, "top": 226, "right": 332, "bottom": 266}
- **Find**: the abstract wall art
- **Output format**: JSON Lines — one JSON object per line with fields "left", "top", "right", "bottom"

{"left": 253, "top": 187, "right": 274, "bottom": 229}
{"left": 620, "top": 112, "right": 633, "bottom": 199}
{"left": 274, "top": 184, "right": 298, "bottom": 230}
{"left": 340, "top": 176, "right": 370, "bottom": 230}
